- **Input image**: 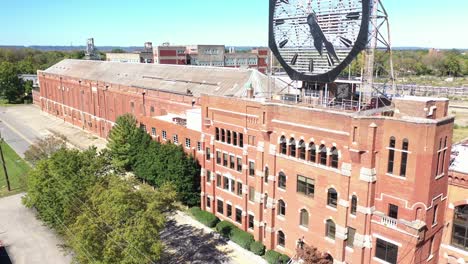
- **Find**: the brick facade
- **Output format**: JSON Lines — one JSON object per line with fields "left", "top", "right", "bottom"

{"left": 35, "top": 61, "right": 455, "bottom": 264}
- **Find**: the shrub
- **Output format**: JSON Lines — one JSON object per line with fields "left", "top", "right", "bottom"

{"left": 279, "top": 254, "right": 290, "bottom": 263}
{"left": 265, "top": 250, "right": 283, "bottom": 264}
{"left": 189, "top": 207, "right": 219, "bottom": 227}
{"left": 230, "top": 227, "right": 254, "bottom": 249}
{"left": 215, "top": 220, "right": 236, "bottom": 238}
{"left": 249, "top": 241, "right": 266, "bottom": 256}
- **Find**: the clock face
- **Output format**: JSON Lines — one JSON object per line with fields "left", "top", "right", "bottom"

{"left": 269, "top": 0, "right": 370, "bottom": 83}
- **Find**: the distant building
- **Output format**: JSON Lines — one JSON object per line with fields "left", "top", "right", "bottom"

{"left": 154, "top": 45, "right": 187, "bottom": 65}
{"left": 140, "top": 42, "right": 154, "bottom": 63}
{"left": 105, "top": 53, "right": 141, "bottom": 63}
{"left": 439, "top": 141, "right": 468, "bottom": 264}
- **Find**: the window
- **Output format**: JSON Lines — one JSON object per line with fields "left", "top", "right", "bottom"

{"left": 327, "top": 188, "right": 338, "bottom": 208}
{"left": 151, "top": 127, "right": 156, "bottom": 136}
{"left": 375, "top": 238, "right": 399, "bottom": 264}
{"left": 248, "top": 135, "right": 256, "bottom": 146}
{"left": 216, "top": 174, "right": 221, "bottom": 187}
{"left": 233, "top": 132, "right": 238, "bottom": 146}
{"left": 237, "top": 157, "right": 242, "bottom": 172}
{"left": 227, "top": 204, "right": 232, "bottom": 218}
{"left": 173, "top": 134, "right": 179, "bottom": 144}
{"left": 150, "top": 106, "right": 155, "bottom": 115}
{"left": 206, "top": 170, "right": 211, "bottom": 182}
{"left": 300, "top": 209, "right": 309, "bottom": 227}
{"left": 249, "top": 214, "right": 254, "bottom": 229}
{"left": 264, "top": 193, "right": 268, "bottom": 209}
{"left": 227, "top": 130, "right": 231, "bottom": 144}
{"left": 433, "top": 205, "right": 438, "bottom": 225}
{"left": 216, "top": 151, "right": 221, "bottom": 164}
{"left": 309, "top": 142, "right": 316, "bottom": 163}
{"left": 206, "top": 147, "right": 211, "bottom": 160}
{"left": 277, "top": 231, "right": 285, "bottom": 247}
{"left": 130, "top": 102, "right": 135, "bottom": 113}
{"left": 217, "top": 199, "right": 224, "bottom": 214}
{"left": 197, "top": 142, "right": 201, "bottom": 151}
{"left": 297, "top": 175, "right": 314, "bottom": 197}
{"left": 330, "top": 147, "right": 339, "bottom": 168}
{"left": 249, "top": 161, "right": 255, "bottom": 176}
{"left": 347, "top": 227, "right": 356, "bottom": 248}
{"left": 223, "top": 153, "right": 228, "bottom": 167}
{"left": 162, "top": 130, "right": 167, "bottom": 140}
{"left": 289, "top": 138, "right": 296, "bottom": 157}
{"left": 206, "top": 197, "right": 211, "bottom": 208}
{"left": 237, "top": 182, "right": 243, "bottom": 196}
{"left": 351, "top": 195, "right": 357, "bottom": 215}
{"left": 230, "top": 155, "right": 235, "bottom": 169}
{"left": 279, "top": 136, "right": 287, "bottom": 155}
{"left": 264, "top": 166, "right": 269, "bottom": 183}
{"left": 298, "top": 140, "right": 306, "bottom": 160}
{"left": 239, "top": 133, "right": 244, "bottom": 147}
{"left": 221, "top": 129, "right": 225, "bottom": 142}
{"left": 223, "top": 176, "right": 229, "bottom": 190}
{"left": 185, "top": 138, "right": 191, "bottom": 148}
{"left": 249, "top": 186, "right": 255, "bottom": 202}
{"left": 400, "top": 139, "right": 409, "bottom": 177}
{"left": 278, "top": 200, "right": 286, "bottom": 216}
{"left": 278, "top": 172, "right": 286, "bottom": 189}
{"left": 235, "top": 208, "right": 242, "bottom": 223}
{"left": 388, "top": 137, "right": 396, "bottom": 174}
{"left": 388, "top": 204, "right": 398, "bottom": 219}
{"left": 319, "top": 144, "right": 327, "bottom": 165}
{"left": 326, "top": 219, "right": 336, "bottom": 239}
{"left": 215, "top": 128, "right": 220, "bottom": 141}
{"left": 140, "top": 123, "right": 147, "bottom": 131}
{"left": 452, "top": 205, "right": 468, "bottom": 251}
{"left": 230, "top": 179, "right": 235, "bottom": 193}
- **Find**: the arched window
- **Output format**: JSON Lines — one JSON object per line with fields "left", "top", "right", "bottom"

{"left": 264, "top": 193, "right": 268, "bottom": 209}
{"left": 452, "top": 204, "right": 468, "bottom": 250}
{"left": 227, "top": 130, "right": 231, "bottom": 144}
{"left": 278, "top": 199, "right": 286, "bottom": 216}
{"left": 309, "top": 142, "right": 316, "bottom": 163}
{"left": 264, "top": 166, "right": 269, "bottom": 183}
{"left": 298, "top": 140, "right": 306, "bottom": 160}
{"left": 279, "top": 136, "right": 287, "bottom": 155}
{"left": 233, "top": 132, "right": 238, "bottom": 146}
{"left": 319, "top": 144, "right": 327, "bottom": 165}
{"left": 351, "top": 195, "right": 357, "bottom": 215}
{"left": 326, "top": 219, "right": 336, "bottom": 239}
{"left": 277, "top": 231, "right": 285, "bottom": 247}
{"left": 327, "top": 188, "right": 338, "bottom": 208}
{"left": 289, "top": 138, "right": 296, "bottom": 157}
{"left": 400, "top": 139, "right": 409, "bottom": 177}
{"left": 300, "top": 209, "right": 309, "bottom": 227}
{"left": 330, "top": 147, "right": 339, "bottom": 168}
{"left": 215, "top": 128, "right": 220, "bottom": 141}
{"left": 278, "top": 172, "right": 286, "bottom": 189}
{"left": 221, "top": 129, "right": 226, "bottom": 142}
{"left": 387, "top": 137, "right": 396, "bottom": 174}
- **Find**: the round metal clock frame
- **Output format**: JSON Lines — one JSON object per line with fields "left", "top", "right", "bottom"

{"left": 269, "top": 0, "right": 371, "bottom": 83}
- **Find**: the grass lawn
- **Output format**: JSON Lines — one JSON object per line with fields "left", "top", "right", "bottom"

{"left": 0, "top": 141, "right": 31, "bottom": 197}
{"left": 453, "top": 127, "right": 468, "bottom": 143}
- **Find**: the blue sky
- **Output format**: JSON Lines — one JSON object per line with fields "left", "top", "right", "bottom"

{"left": 1, "top": 0, "right": 467, "bottom": 49}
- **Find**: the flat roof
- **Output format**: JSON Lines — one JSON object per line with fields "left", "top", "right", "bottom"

{"left": 41, "top": 59, "right": 285, "bottom": 98}
{"left": 450, "top": 141, "right": 468, "bottom": 174}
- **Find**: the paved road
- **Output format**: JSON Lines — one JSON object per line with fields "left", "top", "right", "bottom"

{"left": 0, "top": 193, "right": 72, "bottom": 264}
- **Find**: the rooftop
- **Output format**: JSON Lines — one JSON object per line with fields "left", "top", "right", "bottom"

{"left": 41, "top": 59, "right": 284, "bottom": 98}
{"left": 450, "top": 140, "right": 468, "bottom": 174}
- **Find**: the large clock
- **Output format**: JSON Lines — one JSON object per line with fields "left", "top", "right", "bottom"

{"left": 269, "top": 0, "right": 370, "bottom": 83}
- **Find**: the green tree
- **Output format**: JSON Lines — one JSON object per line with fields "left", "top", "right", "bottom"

{"left": 68, "top": 175, "right": 176, "bottom": 264}
{"left": 24, "top": 134, "right": 67, "bottom": 166}
{"left": 22, "top": 147, "right": 108, "bottom": 229}
{"left": 111, "top": 48, "right": 126, "bottom": 53}
{"left": 0, "top": 61, "right": 24, "bottom": 103}
{"left": 107, "top": 114, "right": 140, "bottom": 171}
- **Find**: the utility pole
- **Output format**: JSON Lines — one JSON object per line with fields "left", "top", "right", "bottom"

{"left": 0, "top": 131, "right": 11, "bottom": 192}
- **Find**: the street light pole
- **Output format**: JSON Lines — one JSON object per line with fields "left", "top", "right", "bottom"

{"left": 0, "top": 131, "right": 11, "bottom": 191}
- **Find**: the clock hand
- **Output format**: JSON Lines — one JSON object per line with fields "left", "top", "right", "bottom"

{"left": 307, "top": 13, "right": 340, "bottom": 62}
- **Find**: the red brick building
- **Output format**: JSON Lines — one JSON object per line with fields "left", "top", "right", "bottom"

{"left": 36, "top": 59, "right": 455, "bottom": 264}
{"left": 439, "top": 141, "right": 468, "bottom": 264}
